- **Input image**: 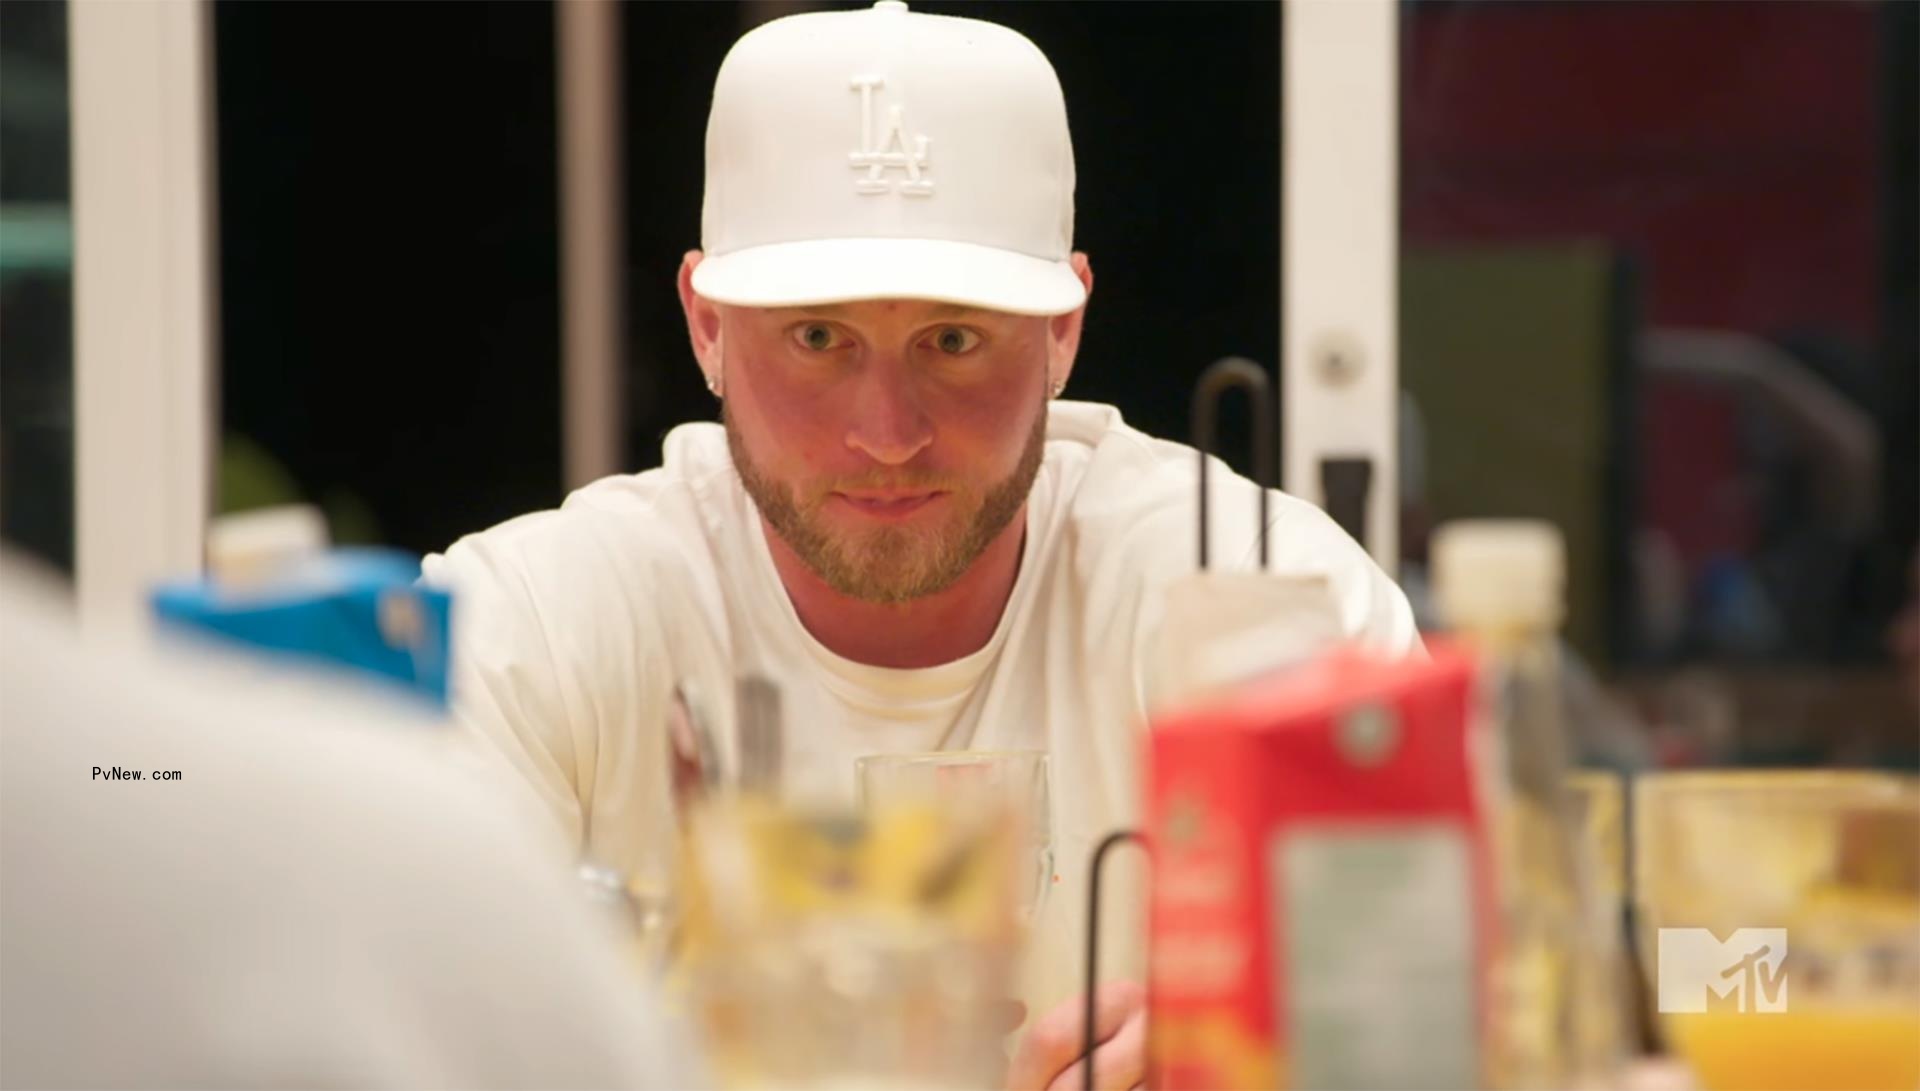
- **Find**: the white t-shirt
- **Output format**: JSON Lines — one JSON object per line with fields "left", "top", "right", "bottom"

{"left": 423, "top": 400, "right": 1417, "bottom": 1016}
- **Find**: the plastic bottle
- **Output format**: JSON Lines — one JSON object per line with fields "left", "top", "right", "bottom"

{"left": 1432, "top": 520, "right": 1625, "bottom": 1089}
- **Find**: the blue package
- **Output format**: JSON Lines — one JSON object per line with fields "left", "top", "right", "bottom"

{"left": 150, "top": 548, "right": 452, "bottom": 709}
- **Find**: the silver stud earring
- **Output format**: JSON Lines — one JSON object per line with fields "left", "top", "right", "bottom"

{"left": 1049, "top": 378, "right": 1065, "bottom": 399}
{"left": 705, "top": 373, "right": 721, "bottom": 397}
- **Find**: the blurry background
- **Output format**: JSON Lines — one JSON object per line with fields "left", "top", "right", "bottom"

{"left": 0, "top": 0, "right": 73, "bottom": 575}
{"left": 2, "top": 0, "right": 1914, "bottom": 766}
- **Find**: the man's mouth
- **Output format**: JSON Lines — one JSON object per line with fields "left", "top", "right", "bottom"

{"left": 830, "top": 490, "right": 946, "bottom": 520}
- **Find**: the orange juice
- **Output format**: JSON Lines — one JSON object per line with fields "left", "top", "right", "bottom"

{"left": 1634, "top": 773, "right": 1920, "bottom": 1091}
{"left": 1667, "top": 1006, "right": 1920, "bottom": 1091}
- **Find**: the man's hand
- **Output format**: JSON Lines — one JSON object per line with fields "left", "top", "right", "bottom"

{"left": 1005, "top": 980, "right": 1147, "bottom": 1091}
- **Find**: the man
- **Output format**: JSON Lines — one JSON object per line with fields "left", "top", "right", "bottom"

{"left": 426, "top": 4, "right": 1416, "bottom": 1087}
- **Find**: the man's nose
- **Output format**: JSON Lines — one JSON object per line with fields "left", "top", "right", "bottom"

{"left": 844, "top": 361, "right": 933, "bottom": 466}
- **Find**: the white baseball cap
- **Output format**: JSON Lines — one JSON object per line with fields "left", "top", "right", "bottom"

{"left": 690, "top": 0, "right": 1084, "bottom": 317}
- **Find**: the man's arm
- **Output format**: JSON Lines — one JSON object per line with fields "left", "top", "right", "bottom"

{"left": 426, "top": 503, "right": 700, "bottom": 887}
{"left": 1258, "top": 488, "right": 1422, "bottom": 655}
{"left": 423, "top": 533, "right": 591, "bottom": 851}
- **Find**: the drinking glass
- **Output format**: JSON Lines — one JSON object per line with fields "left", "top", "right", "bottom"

{"left": 1632, "top": 770, "right": 1920, "bottom": 1091}
{"left": 857, "top": 750, "right": 1054, "bottom": 930}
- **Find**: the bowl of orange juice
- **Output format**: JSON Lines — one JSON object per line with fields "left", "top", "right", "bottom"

{"left": 1633, "top": 770, "right": 1920, "bottom": 1091}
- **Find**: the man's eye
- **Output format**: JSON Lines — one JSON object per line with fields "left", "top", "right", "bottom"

{"left": 796, "top": 323, "right": 841, "bottom": 351}
{"left": 929, "top": 327, "right": 982, "bottom": 355}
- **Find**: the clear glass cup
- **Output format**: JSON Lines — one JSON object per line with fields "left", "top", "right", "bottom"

{"left": 1632, "top": 770, "right": 1920, "bottom": 1091}
{"left": 676, "top": 799, "right": 1019, "bottom": 1090}
{"left": 856, "top": 750, "right": 1054, "bottom": 930}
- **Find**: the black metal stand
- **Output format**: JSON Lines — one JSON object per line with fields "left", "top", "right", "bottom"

{"left": 1083, "top": 828, "right": 1146, "bottom": 1091}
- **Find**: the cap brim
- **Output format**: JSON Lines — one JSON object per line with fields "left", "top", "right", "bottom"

{"left": 691, "top": 237, "right": 1086, "bottom": 317}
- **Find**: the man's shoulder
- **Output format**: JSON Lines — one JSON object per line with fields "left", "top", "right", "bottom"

{"left": 1042, "top": 400, "right": 1213, "bottom": 558}
{"left": 566, "top": 419, "right": 735, "bottom": 530}
{"left": 423, "top": 423, "right": 736, "bottom": 598}
{"left": 1040, "top": 401, "right": 1416, "bottom": 652}
{"left": 1042, "top": 399, "right": 1394, "bottom": 580}
{"left": 1042, "top": 400, "right": 1191, "bottom": 507}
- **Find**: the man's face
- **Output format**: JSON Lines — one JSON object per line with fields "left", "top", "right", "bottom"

{"left": 716, "top": 300, "right": 1054, "bottom": 604}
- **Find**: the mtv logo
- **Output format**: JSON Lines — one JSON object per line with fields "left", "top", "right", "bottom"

{"left": 1658, "top": 928, "right": 1789, "bottom": 1013}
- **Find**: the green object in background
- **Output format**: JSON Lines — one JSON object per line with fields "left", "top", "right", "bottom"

{"left": 219, "top": 433, "right": 381, "bottom": 545}
{"left": 0, "top": 203, "right": 72, "bottom": 274}
{"left": 219, "top": 434, "right": 305, "bottom": 515}
{"left": 1401, "top": 243, "right": 1638, "bottom": 669}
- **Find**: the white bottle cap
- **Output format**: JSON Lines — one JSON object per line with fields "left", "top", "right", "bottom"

{"left": 1430, "top": 519, "right": 1566, "bottom": 630}
{"left": 206, "top": 504, "right": 329, "bottom": 587}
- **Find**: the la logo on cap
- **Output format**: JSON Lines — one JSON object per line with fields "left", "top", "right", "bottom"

{"left": 849, "top": 75, "right": 933, "bottom": 197}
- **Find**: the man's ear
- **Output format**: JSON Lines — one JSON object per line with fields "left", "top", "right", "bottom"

{"left": 678, "top": 251, "right": 724, "bottom": 394}
{"left": 1047, "top": 252, "right": 1095, "bottom": 393}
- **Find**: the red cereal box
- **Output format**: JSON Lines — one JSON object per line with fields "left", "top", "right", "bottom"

{"left": 1140, "top": 642, "right": 1498, "bottom": 1090}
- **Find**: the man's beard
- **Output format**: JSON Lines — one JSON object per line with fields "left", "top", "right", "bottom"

{"left": 726, "top": 405, "right": 1047, "bottom": 605}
